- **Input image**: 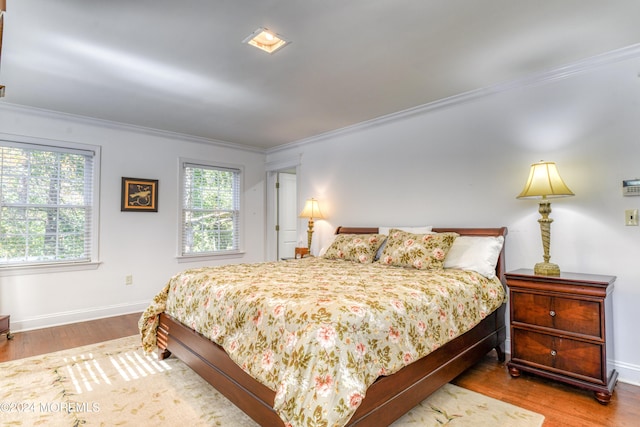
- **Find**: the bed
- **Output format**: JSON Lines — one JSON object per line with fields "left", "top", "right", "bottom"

{"left": 139, "top": 226, "right": 508, "bottom": 426}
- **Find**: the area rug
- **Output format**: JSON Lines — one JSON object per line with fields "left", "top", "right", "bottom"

{"left": 0, "top": 336, "right": 544, "bottom": 426}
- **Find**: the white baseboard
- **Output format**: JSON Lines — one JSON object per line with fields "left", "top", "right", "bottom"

{"left": 9, "top": 301, "right": 149, "bottom": 333}
{"left": 612, "top": 360, "right": 640, "bottom": 386}
{"left": 504, "top": 338, "right": 640, "bottom": 386}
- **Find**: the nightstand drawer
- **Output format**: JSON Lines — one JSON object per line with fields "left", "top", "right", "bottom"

{"left": 512, "top": 328, "right": 604, "bottom": 382}
{"left": 511, "top": 291, "right": 602, "bottom": 338}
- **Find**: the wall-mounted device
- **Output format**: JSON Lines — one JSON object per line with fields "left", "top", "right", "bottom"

{"left": 622, "top": 179, "right": 640, "bottom": 196}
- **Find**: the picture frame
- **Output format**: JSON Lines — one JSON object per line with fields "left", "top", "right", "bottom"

{"left": 121, "top": 177, "right": 158, "bottom": 212}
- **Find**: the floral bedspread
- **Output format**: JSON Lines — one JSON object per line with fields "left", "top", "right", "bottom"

{"left": 139, "top": 257, "right": 505, "bottom": 427}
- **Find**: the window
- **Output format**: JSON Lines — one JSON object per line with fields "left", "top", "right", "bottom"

{"left": 180, "top": 160, "right": 241, "bottom": 257}
{"left": 0, "top": 138, "right": 99, "bottom": 268}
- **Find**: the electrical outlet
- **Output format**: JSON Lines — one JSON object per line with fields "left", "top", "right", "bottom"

{"left": 125, "top": 274, "right": 133, "bottom": 285}
{"left": 625, "top": 209, "right": 638, "bottom": 226}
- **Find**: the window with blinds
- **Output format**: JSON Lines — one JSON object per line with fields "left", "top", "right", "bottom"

{"left": 0, "top": 141, "right": 97, "bottom": 266}
{"left": 181, "top": 161, "right": 241, "bottom": 256}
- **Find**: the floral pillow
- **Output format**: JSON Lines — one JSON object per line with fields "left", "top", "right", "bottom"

{"left": 379, "top": 229, "right": 458, "bottom": 270}
{"left": 322, "top": 234, "right": 386, "bottom": 263}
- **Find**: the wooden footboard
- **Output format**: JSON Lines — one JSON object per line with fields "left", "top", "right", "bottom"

{"left": 156, "top": 226, "right": 507, "bottom": 426}
{"left": 158, "top": 307, "right": 505, "bottom": 426}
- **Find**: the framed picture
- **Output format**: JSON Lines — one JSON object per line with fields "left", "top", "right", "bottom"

{"left": 121, "top": 177, "right": 158, "bottom": 212}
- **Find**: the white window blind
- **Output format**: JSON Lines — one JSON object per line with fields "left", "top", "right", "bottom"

{"left": 181, "top": 162, "right": 241, "bottom": 256}
{"left": 0, "top": 141, "right": 96, "bottom": 266}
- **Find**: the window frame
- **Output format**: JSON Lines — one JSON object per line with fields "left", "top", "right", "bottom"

{"left": 177, "top": 157, "right": 244, "bottom": 262}
{"left": 0, "top": 133, "right": 101, "bottom": 276}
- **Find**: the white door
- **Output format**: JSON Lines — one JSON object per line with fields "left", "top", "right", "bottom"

{"left": 277, "top": 172, "right": 297, "bottom": 259}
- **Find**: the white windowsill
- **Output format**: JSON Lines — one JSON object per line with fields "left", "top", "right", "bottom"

{"left": 0, "top": 261, "right": 102, "bottom": 276}
{"left": 176, "top": 251, "right": 246, "bottom": 263}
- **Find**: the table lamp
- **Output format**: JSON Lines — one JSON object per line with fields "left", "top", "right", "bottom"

{"left": 299, "top": 198, "right": 324, "bottom": 251}
{"left": 517, "top": 161, "right": 574, "bottom": 276}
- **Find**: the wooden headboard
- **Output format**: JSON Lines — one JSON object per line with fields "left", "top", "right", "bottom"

{"left": 334, "top": 226, "right": 508, "bottom": 286}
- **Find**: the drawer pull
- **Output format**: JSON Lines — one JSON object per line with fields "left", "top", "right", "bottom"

{"left": 550, "top": 350, "right": 557, "bottom": 357}
{"left": 549, "top": 310, "right": 556, "bottom": 317}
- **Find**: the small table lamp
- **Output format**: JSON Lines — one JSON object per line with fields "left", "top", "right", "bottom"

{"left": 517, "top": 161, "right": 574, "bottom": 276}
{"left": 299, "top": 198, "right": 324, "bottom": 251}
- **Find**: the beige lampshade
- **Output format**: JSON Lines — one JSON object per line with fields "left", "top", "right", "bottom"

{"left": 517, "top": 161, "right": 574, "bottom": 199}
{"left": 299, "top": 198, "right": 324, "bottom": 219}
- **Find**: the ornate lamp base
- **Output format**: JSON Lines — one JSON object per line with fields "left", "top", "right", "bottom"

{"left": 306, "top": 218, "right": 315, "bottom": 251}
{"left": 534, "top": 261, "right": 560, "bottom": 276}
{"left": 534, "top": 199, "right": 561, "bottom": 277}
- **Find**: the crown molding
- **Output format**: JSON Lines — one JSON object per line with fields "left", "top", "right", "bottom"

{"left": 0, "top": 101, "right": 265, "bottom": 154}
{"left": 267, "top": 43, "right": 640, "bottom": 155}
{"left": 3, "top": 41, "right": 640, "bottom": 157}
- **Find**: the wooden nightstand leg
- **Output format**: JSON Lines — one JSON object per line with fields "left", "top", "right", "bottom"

{"left": 508, "top": 365, "right": 521, "bottom": 377}
{"left": 0, "top": 315, "right": 11, "bottom": 340}
{"left": 594, "top": 390, "right": 612, "bottom": 405}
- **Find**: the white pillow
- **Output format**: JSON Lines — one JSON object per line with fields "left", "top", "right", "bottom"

{"left": 378, "top": 226, "right": 432, "bottom": 235}
{"left": 443, "top": 235, "right": 504, "bottom": 279}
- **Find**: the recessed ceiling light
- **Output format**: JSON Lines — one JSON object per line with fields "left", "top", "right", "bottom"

{"left": 243, "top": 27, "right": 289, "bottom": 54}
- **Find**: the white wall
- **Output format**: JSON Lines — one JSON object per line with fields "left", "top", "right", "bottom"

{"left": 0, "top": 104, "right": 266, "bottom": 331}
{"left": 267, "top": 52, "right": 640, "bottom": 385}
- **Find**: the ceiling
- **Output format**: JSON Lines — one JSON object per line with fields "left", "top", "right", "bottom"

{"left": 2, "top": 1, "right": 640, "bottom": 151}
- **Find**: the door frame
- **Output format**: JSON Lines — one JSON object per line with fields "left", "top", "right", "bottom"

{"left": 265, "top": 156, "right": 301, "bottom": 261}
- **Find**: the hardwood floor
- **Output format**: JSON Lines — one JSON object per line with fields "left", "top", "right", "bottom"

{"left": 453, "top": 352, "right": 640, "bottom": 427}
{"left": 0, "top": 313, "right": 140, "bottom": 362}
{"left": 1, "top": 313, "right": 638, "bottom": 426}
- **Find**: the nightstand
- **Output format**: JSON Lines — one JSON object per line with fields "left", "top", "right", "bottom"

{"left": 294, "top": 247, "right": 309, "bottom": 259}
{"left": 506, "top": 269, "right": 617, "bottom": 404}
{"left": 281, "top": 248, "right": 311, "bottom": 261}
{"left": 0, "top": 314, "right": 13, "bottom": 340}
